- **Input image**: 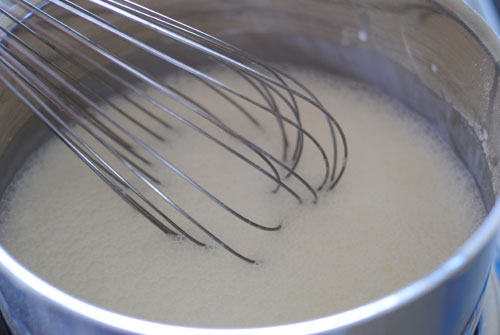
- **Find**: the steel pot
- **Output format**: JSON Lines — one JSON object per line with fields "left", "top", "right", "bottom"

{"left": 1, "top": 0, "right": 500, "bottom": 334}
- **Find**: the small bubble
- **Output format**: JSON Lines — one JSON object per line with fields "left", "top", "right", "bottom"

{"left": 492, "top": 155, "right": 498, "bottom": 167}
{"left": 431, "top": 63, "right": 438, "bottom": 73}
{"left": 358, "top": 30, "right": 368, "bottom": 42}
{"left": 482, "top": 129, "right": 488, "bottom": 141}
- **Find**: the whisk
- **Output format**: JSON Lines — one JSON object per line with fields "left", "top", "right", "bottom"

{"left": 0, "top": 0, "right": 347, "bottom": 263}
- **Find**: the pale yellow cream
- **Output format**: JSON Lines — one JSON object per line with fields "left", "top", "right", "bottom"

{"left": 0, "top": 69, "right": 484, "bottom": 327}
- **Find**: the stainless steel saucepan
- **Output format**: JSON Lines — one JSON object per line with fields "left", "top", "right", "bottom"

{"left": 1, "top": 0, "right": 500, "bottom": 334}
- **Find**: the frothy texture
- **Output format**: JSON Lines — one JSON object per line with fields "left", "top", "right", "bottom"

{"left": 0, "top": 69, "right": 484, "bottom": 327}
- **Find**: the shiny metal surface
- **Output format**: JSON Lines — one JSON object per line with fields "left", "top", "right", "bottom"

{"left": 480, "top": 248, "right": 500, "bottom": 334}
{"left": 0, "top": 0, "right": 500, "bottom": 334}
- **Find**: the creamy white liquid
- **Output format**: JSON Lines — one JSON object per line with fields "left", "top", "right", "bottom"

{"left": 0, "top": 69, "right": 485, "bottom": 327}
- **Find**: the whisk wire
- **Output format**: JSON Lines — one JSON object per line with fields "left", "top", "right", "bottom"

{"left": 21, "top": 1, "right": 326, "bottom": 202}
{"left": 86, "top": 0, "right": 346, "bottom": 189}
{"left": 20, "top": 14, "right": 302, "bottom": 204}
{"left": 0, "top": 0, "right": 348, "bottom": 262}
{"left": 40, "top": 0, "right": 330, "bottom": 189}
{"left": 0, "top": 46, "right": 260, "bottom": 261}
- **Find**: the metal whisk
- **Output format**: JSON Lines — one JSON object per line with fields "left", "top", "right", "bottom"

{"left": 0, "top": 0, "right": 347, "bottom": 263}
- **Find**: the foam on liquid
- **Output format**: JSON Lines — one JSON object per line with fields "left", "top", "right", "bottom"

{"left": 0, "top": 69, "right": 485, "bottom": 327}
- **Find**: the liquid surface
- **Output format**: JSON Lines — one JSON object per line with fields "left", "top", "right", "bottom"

{"left": 0, "top": 69, "right": 485, "bottom": 327}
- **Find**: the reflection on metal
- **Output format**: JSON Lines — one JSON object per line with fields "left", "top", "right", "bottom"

{"left": 465, "top": 0, "right": 500, "bottom": 36}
